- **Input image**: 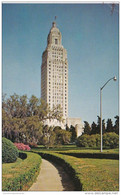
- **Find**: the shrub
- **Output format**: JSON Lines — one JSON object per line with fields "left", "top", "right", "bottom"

{"left": 103, "top": 132, "right": 119, "bottom": 149}
{"left": 2, "top": 152, "right": 42, "bottom": 191}
{"left": 2, "top": 137, "right": 19, "bottom": 163}
{"left": 76, "top": 133, "right": 119, "bottom": 149}
{"left": 14, "top": 143, "right": 31, "bottom": 151}
{"left": 76, "top": 134, "right": 100, "bottom": 148}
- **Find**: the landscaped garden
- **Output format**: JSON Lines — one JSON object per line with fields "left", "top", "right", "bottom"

{"left": 2, "top": 94, "right": 119, "bottom": 191}
{"left": 31, "top": 146, "right": 119, "bottom": 191}
{"left": 2, "top": 138, "right": 119, "bottom": 191}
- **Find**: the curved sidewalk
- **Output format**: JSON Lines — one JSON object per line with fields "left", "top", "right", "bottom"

{"left": 29, "top": 158, "right": 75, "bottom": 191}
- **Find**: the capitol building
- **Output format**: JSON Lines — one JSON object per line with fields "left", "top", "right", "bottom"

{"left": 41, "top": 20, "right": 83, "bottom": 137}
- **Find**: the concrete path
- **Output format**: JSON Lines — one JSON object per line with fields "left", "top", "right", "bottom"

{"left": 29, "top": 159, "right": 75, "bottom": 191}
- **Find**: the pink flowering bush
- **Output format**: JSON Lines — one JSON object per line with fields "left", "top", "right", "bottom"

{"left": 14, "top": 143, "right": 31, "bottom": 151}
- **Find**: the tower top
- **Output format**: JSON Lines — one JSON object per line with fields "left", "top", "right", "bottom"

{"left": 52, "top": 16, "right": 57, "bottom": 27}
{"left": 52, "top": 21, "right": 56, "bottom": 27}
{"left": 47, "top": 17, "right": 62, "bottom": 46}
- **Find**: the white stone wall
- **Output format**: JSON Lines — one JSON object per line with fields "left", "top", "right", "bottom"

{"left": 41, "top": 21, "right": 68, "bottom": 120}
{"left": 66, "top": 118, "right": 84, "bottom": 137}
{"left": 41, "top": 22, "right": 83, "bottom": 137}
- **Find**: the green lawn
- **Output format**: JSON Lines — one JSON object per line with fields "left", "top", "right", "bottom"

{"left": 2, "top": 146, "right": 119, "bottom": 191}
{"left": 32, "top": 146, "right": 119, "bottom": 191}
{"left": 68, "top": 155, "right": 119, "bottom": 191}
{"left": 2, "top": 152, "right": 41, "bottom": 191}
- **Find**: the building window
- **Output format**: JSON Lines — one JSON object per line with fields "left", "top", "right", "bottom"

{"left": 55, "top": 39, "right": 58, "bottom": 45}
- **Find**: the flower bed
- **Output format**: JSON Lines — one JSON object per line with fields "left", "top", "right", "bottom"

{"left": 14, "top": 143, "right": 31, "bottom": 151}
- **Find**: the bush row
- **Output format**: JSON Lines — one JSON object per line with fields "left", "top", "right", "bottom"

{"left": 33, "top": 151, "right": 119, "bottom": 191}
{"left": 2, "top": 152, "right": 41, "bottom": 191}
{"left": 37, "top": 152, "right": 82, "bottom": 190}
{"left": 58, "top": 151, "right": 119, "bottom": 160}
{"left": 76, "top": 133, "right": 119, "bottom": 149}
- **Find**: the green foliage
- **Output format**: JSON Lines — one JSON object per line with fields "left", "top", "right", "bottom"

{"left": 2, "top": 152, "right": 41, "bottom": 191}
{"left": 76, "top": 132, "right": 119, "bottom": 149}
{"left": 54, "top": 128, "right": 72, "bottom": 145}
{"left": 90, "top": 122, "right": 97, "bottom": 135}
{"left": 83, "top": 121, "right": 91, "bottom": 135}
{"left": 41, "top": 126, "right": 72, "bottom": 148}
{"left": 58, "top": 151, "right": 119, "bottom": 160}
{"left": 67, "top": 125, "right": 77, "bottom": 142}
{"left": 113, "top": 115, "right": 119, "bottom": 134}
{"left": 2, "top": 137, "right": 19, "bottom": 163}
{"left": 89, "top": 116, "right": 119, "bottom": 135}
{"left": 106, "top": 119, "right": 113, "bottom": 132}
{"left": 103, "top": 132, "right": 119, "bottom": 148}
{"left": 2, "top": 93, "right": 63, "bottom": 144}
{"left": 76, "top": 134, "right": 100, "bottom": 148}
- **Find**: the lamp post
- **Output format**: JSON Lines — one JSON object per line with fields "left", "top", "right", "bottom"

{"left": 100, "top": 76, "right": 117, "bottom": 152}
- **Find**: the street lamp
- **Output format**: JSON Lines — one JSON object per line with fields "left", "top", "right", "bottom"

{"left": 100, "top": 76, "right": 117, "bottom": 152}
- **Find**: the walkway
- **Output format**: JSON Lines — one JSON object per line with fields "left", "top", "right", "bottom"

{"left": 29, "top": 159, "right": 75, "bottom": 191}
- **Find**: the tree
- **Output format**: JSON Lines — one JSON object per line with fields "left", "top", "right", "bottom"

{"left": 83, "top": 121, "right": 91, "bottom": 135}
{"left": 90, "top": 122, "right": 97, "bottom": 135}
{"left": 29, "top": 95, "right": 39, "bottom": 116}
{"left": 41, "top": 126, "right": 56, "bottom": 148}
{"left": 2, "top": 93, "right": 63, "bottom": 145}
{"left": 90, "top": 117, "right": 105, "bottom": 135}
{"left": 25, "top": 116, "right": 43, "bottom": 144}
{"left": 19, "top": 95, "right": 28, "bottom": 118}
{"left": 113, "top": 115, "right": 119, "bottom": 134}
{"left": 54, "top": 128, "right": 71, "bottom": 145}
{"left": 106, "top": 119, "right": 113, "bottom": 132}
{"left": 68, "top": 125, "right": 77, "bottom": 142}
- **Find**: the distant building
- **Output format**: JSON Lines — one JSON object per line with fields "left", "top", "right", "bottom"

{"left": 66, "top": 118, "right": 84, "bottom": 137}
{"left": 41, "top": 20, "right": 83, "bottom": 136}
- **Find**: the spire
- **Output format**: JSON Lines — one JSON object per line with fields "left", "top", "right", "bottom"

{"left": 52, "top": 16, "right": 57, "bottom": 27}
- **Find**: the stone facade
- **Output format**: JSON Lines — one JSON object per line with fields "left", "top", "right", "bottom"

{"left": 41, "top": 21, "right": 68, "bottom": 119}
{"left": 66, "top": 118, "right": 84, "bottom": 137}
{"left": 41, "top": 21, "right": 83, "bottom": 137}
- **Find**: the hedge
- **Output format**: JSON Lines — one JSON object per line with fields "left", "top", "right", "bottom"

{"left": 32, "top": 151, "right": 119, "bottom": 191}
{"left": 2, "top": 137, "right": 19, "bottom": 163}
{"left": 58, "top": 151, "right": 119, "bottom": 160}
{"left": 2, "top": 152, "right": 42, "bottom": 191}
{"left": 35, "top": 151, "right": 82, "bottom": 190}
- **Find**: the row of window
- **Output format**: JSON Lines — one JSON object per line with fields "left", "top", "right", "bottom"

{"left": 52, "top": 51, "right": 63, "bottom": 56}
{"left": 49, "top": 64, "right": 67, "bottom": 69}
{"left": 52, "top": 46, "right": 63, "bottom": 51}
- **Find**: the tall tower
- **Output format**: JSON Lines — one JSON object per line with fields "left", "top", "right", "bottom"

{"left": 41, "top": 21, "right": 68, "bottom": 123}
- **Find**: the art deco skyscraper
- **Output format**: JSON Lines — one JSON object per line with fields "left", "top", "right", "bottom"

{"left": 41, "top": 21, "right": 68, "bottom": 121}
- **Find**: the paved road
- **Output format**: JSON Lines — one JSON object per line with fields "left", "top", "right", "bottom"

{"left": 29, "top": 158, "right": 75, "bottom": 191}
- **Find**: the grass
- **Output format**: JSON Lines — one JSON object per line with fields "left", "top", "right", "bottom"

{"left": 2, "top": 145, "right": 119, "bottom": 191}
{"left": 2, "top": 151, "right": 42, "bottom": 191}
{"left": 33, "top": 144, "right": 119, "bottom": 153}
{"left": 71, "top": 156, "right": 119, "bottom": 191}
{"left": 32, "top": 146, "right": 119, "bottom": 191}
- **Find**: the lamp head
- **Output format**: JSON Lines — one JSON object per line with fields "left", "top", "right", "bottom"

{"left": 113, "top": 76, "right": 117, "bottom": 81}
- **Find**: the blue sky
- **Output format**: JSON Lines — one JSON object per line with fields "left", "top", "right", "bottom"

{"left": 2, "top": 3, "right": 119, "bottom": 125}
